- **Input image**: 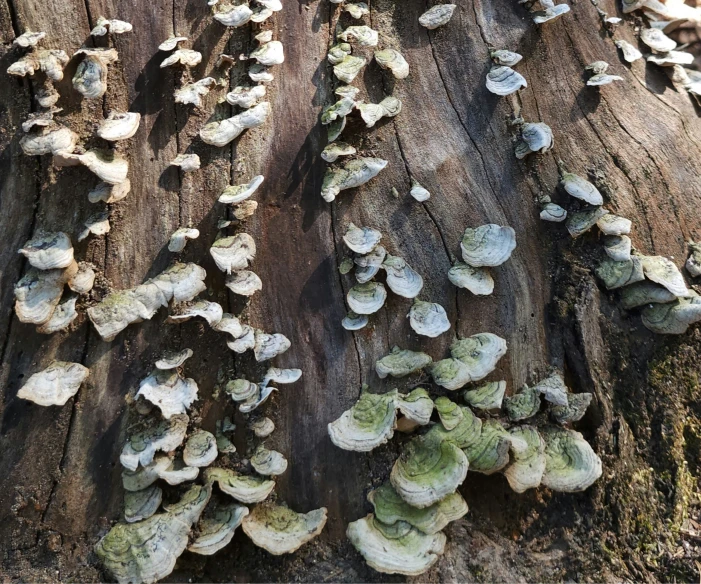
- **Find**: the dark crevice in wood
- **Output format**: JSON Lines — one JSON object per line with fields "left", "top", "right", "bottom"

{"left": 470, "top": 0, "right": 491, "bottom": 50}
{"left": 5, "top": 0, "right": 20, "bottom": 36}
{"left": 82, "top": 0, "right": 94, "bottom": 29}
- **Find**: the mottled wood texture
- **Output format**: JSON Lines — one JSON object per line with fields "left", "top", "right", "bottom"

{"left": 1, "top": 0, "right": 700, "bottom": 581}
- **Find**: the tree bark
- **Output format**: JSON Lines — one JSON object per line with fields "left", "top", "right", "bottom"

{"left": 1, "top": 0, "right": 700, "bottom": 582}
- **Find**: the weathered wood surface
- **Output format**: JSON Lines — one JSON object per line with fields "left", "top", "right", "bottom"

{"left": 0, "top": 0, "right": 700, "bottom": 581}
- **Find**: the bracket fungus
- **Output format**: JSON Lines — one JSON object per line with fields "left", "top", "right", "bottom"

{"left": 251, "top": 416, "right": 276, "bottom": 438}
{"left": 560, "top": 171, "right": 604, "bottom": 205}
{"left": 96, "top": 484, "right": 211, "bottom": 584}
{"left": 88, "top": 263, "right": 206, "bottom": 340}
{"left": 219, "top": 175, "right": 264, "bottom": 204}
{"left": 515, "top": 122, "right": 554, "bottom": 158}
{"left": 640, "top": 28, "right": 677, "bottom": 53}
{"left": 463, "top": 380, "right": 507, "bottom": 411}
{"left": 321, "top": 158, "right": 387, "bottom": 203}
{"left": 382, "top": 254, "right": 424, "bottom": 298}
{"left": 433, "top": 333, "right": 507, "bottom": 390}
{"left": 97, "top": 112, "right": 141, "bottom": 141}
{"left": 225, "top": 270, "right": 263, "bottom": 296}
{"left": 354, "top": 245, "right": 386, "bottom": 283}
{"left": 328, "top": 389, "right": 398, "bottom": 451}
{"left": 13, "top": 30, "right": 46, "bottom": 48}
{"left": 170, "top": 300, "right": 225, "bottom": 328}
{"left": 168, "top": 227, "right": 200, "bottom": 252}
{"left": 435, "top": 397, "right": 464, "bottom": 431}
{"left": 347, "top": 515, "right": 447, "bottom": 576}
{"left": 491, "top": 49, "right": 523, "bottom": 67}
{"left": 200, "top": 102, "right": 271, "bottom": 147}
{"left": 251, "top": 446, "right": 288, "bottom": 476}
{"left": 183, "top": 429, "right": 218, "bottom": 468}
{"left": 321, "top": 141, "right": 357, "bottom": 163}
{"left": 461, "top": 224, "right": 516, "bottom": 267}
{"left": 550, "top": 392, "right": 593, "bottom": 424}
{"left": 347, "top": 281, "right": 388, "bottom": 315}
{"left": 463, "top": 418, "right": 513, "bottom": 474}
{"left": 8, "top": 48, "right": 69, "bottom": 82}
{"left": 343, "top": 223, "right": 382, "bottom": 254}
{"left": 210, "top": 234, "right": 256, "bottom": 273}
{"left": 567, "top": 207, "right": 609, "bottom": 238}
{"left": 597, "top": 214, "right": 632, "bottom": 236}
{"left": 253, "top": 331, "right": 291, "bottom": 362}
{"left": 56, "top": 149, "right": 129, "bottom": 185}
{"left": 14, "top": 264, "right": 75, "bottom": 325}
{"left": 155, "top": 348, "right": 193, "bottom": 370}
{"left": 615, "top": 40, "right": 643, "bottom": 63}
{"left": 120, "top": 414, "right": 189, "bottom": 471}
{"left": 242, "top": 504, "right": 328, "bottom": 555}
{"left": 502, "top": 426, "right": 546, "bottom": 493}
{"left": 344, "top": 2, "right": 370, "bottom": 18}
{"left": 17, "top": 361, "right": 89, "bottom": 406}
{"left": 448, "top": 262, "right": 495, "bottom": 295}
{"left": 160, "top": 48, "right": 203, "bottom": 68}
{"left": 532, "top": 0, "right": 571, "bottom": 23}
{"left": 418, "top": 4, "right": 457, "bottom": 29}
{"left": 78, "top": 211, "right": 111, "bottom": 241}
{"left": 486, "top": 66, "right": 527, "bottom": 96}
{"left": 368, "top": 483, "right": 468, "bottom": 535}
{"left": 687, "top": 241, "right": 701, "bottom": 277}
{"left": 73, "top": 48, "right": 119, "bottom": 99}
{"left": 333, "top": 55, "right": 367, "bottom": 84}
{"left": 249, "top": 41, "right": 285, "bottom": 66}
{"left": 214, "top": 3, "right": 254, "bottom": 27}
{"left": 37, "top": 296, "right": 79, "bottom": 334}
{"left": 175, "top": 77, "right": 216, "bottom": 107}
{"left": 374, "top": 48, "right": 409, "bottom": 79}
{"left": 532, "top": 373, "right": 569, "bottom": 406}
{"left": 88, "top": 179, "right": 131, "bottom": 204}
{"left": 410, "top": 179, "right": 430, "bottom": 202}
{"left": 505, "top": 386, "right": 542, "bottom": 421}
{"left": 620, "top": 280, "right": 677, "bottom": 310}
{"left": 639, "top": 254, "right": 690, "bottom": 296}
{"left": 603, "top": 235, "right": 632, "bottom": 262}
{"left": 121, "top": 456, "right": 172, "bottom": 492}
{"left": 540, "top": 203, "right": 567, "bottom": 222}
{"left": 158, "top": 35, "right": 188, "bottom": 51}
{"left": 20, "top": 125, "right": 79, "bottom": 157}
{"left": 357, "top": 96, "right": 402, "bottom": 128}
{"left": 586, "top": 61, "right": 624, "bottom": 86}
{"left": 641, "top": 296, "right": 701, "bottom": 334}
{"left": 390, "top": 430, "right": 469, "bottom": 508}
{"left": 342, "top": 311, "right": 369, "bottom": 330}
{"left": 375, "top": 347, "right": 432, "bottom": 379}
{"left": 90, "top": 17, "right": 133, "bottom": 36}
{"left": 339, "top": 25, "right": 379, "bottom": 47}
{"left": 227, "top": 85, "right": 267, "bottom": 108}
{"left": 19, "top": 232, "right": 74, "bottom": 271}
{"left": 596, "top": 255, "right": 646, "bottom": 290}
{"left": 188, "top": 500, "right": 249, "bottom": 555}
{"left": 408, "top": 300, "right": 450, "bottom": 337}
{"left": 124, "top": 485, "right": 162, "bottom": 523}
{"left": 541, "top": 427, "right": 602, "bottom": 492}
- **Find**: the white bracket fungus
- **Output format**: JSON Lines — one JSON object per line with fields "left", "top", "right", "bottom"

{"left": 641, "top": 296, "right": 701, "bottom": 334}
{"left": 343, "top": 2, "right": 369, "bottom": 18}
{"left": 382, "top": 254, "right": 424, "bottom": 298}
{"left": 36, "top": 296, "right": 79, "bottom": 334}
{"left": 486, "top": 66, "right": 527, "bottom": 96}
{"left": 7, "top": 49, "right": 69, "bottom": 82}
{"left": 96, "top": 484, "right": 211, "bottom": 584}
{"left": 409, "top": 179, "right": 430, "bottom": 201}
{"left": 120, "top": 414, "right": 189, "bottom": 471}
{"left": 13, "top": 30, "right": 46, "bottom": 48}
{"left": 515, "top": 121, "right": 553, "bottom": 158}
{"left": 615, "top": 40, "right": 643, "bottom": 63}
{"left": 347, "top": 515, "right": 447, "bottom": 575}
{"left": 97, "top": 111, "right": 141, "bottom": 141}
{"left": 19, "top": 231, "right": 74, "bottom": 270}
{"left": 242, "top": 504, "right": 328, "bottom": 555}
{"left": 205, "top": 467, "right": 276, "bottom": 504}
{"left": 160, "top": 48, "right": 203, "bottom": 68}
{"left": 253, "top": 330, "right": 291, "bottom": 361}
{"left": 159, "top": 36, "right": 189, "bottom": 51}
{"left": 603, "top": 235, "right": 632, "bottom": 262}
{"left": 490, "top": 49, "right": 523, "bottom": 67}
{"left": 73, "top": 48, "right": 119, "bottom": 99}
{"left": 322, "top": 157, "right": 388, "bottom": 202}
{"left": 137, "top": 369, "right": 198, "bottom": 419}
{"left": 342, "top": 311, "right": 369, "bottom": 330}
{"left": 532, "top": 0, "right": 571, "bottom": 23}
{"left": 375, "top": 347, "right": 432, "bottom": 379}
{"left": 218, "top": 175, "right": 264, "bottom": 204}
{"left": 343, "top": 222, "right": 382, "bottom": 254}
{"left": 251, "top": 446, "right": 288, "bottom": 476}
{"left": 504, "top": 386, "right": 542, "bottom": 421}
{"left": 200, "top": 102, "right": 271, "bottom": 146}
{"left": 251, "top": 417, "right": 275, "bottom": 438}
{"left": 339, "top": 25, "right": 379, "bottom": 47}
{"left": 169, "top": 300, "right": 225, "bottom": 327}
{"left": 586, "top": 61, "right": 624, "bottom": 86}
{"left": 566, "top": 207, "right": 609, "bottom": 238}
{"left": 418, "top": 4, "right": 456, "bottom": 29}
{"left": 559, "top": 170, "right": 604, "bottom": 205}
{"left": 541, "top": 427, "right": 602, "bottom": 492}
{"left": 374, "top": 48, "right": 409, "bottom": 79}
{"left": 460, "top": 224, "right": 516, "bottom": 267}
{"left": 248, "top": 40, "right": 285, "bottom": 66}
{"left": 595, "top": 255, "right": 645, "bottom": 290}
{"left": 686, "top": 241, "right": 701, "bottom": 277}
{"left": 356, "top": 96, "right": 402, "bottom": 128}
{"left": 448, "top": 262, "right": 494, "bottom": 295}
{"left": 90, "top": 17, "right": 133, "bottom": 36}
{"left": 225, "top": 270, "right": 263, "bottom": 296}
{"left": 333, "top": 55, "right": 367, "bottom": 84}
{"left": 88, "top": 179, "right": 131, "bottom": 204}
{"left": 408, "top": 299, "right": 450, "bottom": 337}
{"left": 347, "top": 281, "right": 387, "bottom": 315}
{"left": 321, "top": 141, "right": 356, "bottom": 163}
{"left": 168, "top": 227, "right": 200, "bottom": 252}
{"left": 88, "top": 263, "right": 206, "bottom": 341}
{"left": 502, "top": 426, "right": 546, "bottom": 493}
{"left": 17, "top": 361, "right": 89, "bottom": 406}
{"left": 213, "top": 4, "right": 254, "bottom": 27}
{"left": 188, "top": 500, "right": 249, "bottom": 555}
{"left": 640, "top": 28, "right": 677, "bottom": 53}
{"left": 14, "top": 265, "right": 75, "bottom": 325}
{"left": 124, "top": 484, "right": 162, "bottom": 523}
{"left": 183, "top": 429, "right": 219, "bottom": 467}
{"left": 431, "top": 333, "right": 507, "bottom": 390}
{"left": 175, "top": 77, "right": 216, "bottom": 107}
{"left": 639, "top": 254, "right": 690, "bottom": 297}
{"left": 155, "top": 348, "right": 194, "bottom": 370}
{"left": 210, "top": 234, "right": 256, "bottom": 274}
{"left": 20, "top": 125, "right": 79, "bottom": 157}
{"left": 55, "top": 149, "right": 129, "bottom": 185}
{"left": 328, "top": 389, "right": 399, "bottom": 452}
{"left": 226, "top": 85, "right": 267, "bottom": 108}
{"left": 463, "top": 380, "right": 507, "bottom": 411}
{"left": 354, "top": 245, "right": 386, "bottom": 283}
{"left": 78, "top": 211, "right": 111, "bottom": 241}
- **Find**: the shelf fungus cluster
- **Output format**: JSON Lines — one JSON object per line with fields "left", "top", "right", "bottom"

{"left": 331, "top": 363, "right": 601, "bottom": 575}
{"left": 449, "top": 224, "right": 516, "bottom": 296}
{"left": 540, "top": 165, "right": 700, "bottom": 335}
{"left": 338, "top": 223, "right": 451, "bottom": 337}
{"left": 100, "top": 340, "right": 324, "bottom": 581}
{"left": 321, "top": 6, "right": 418, "bottom": 203}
